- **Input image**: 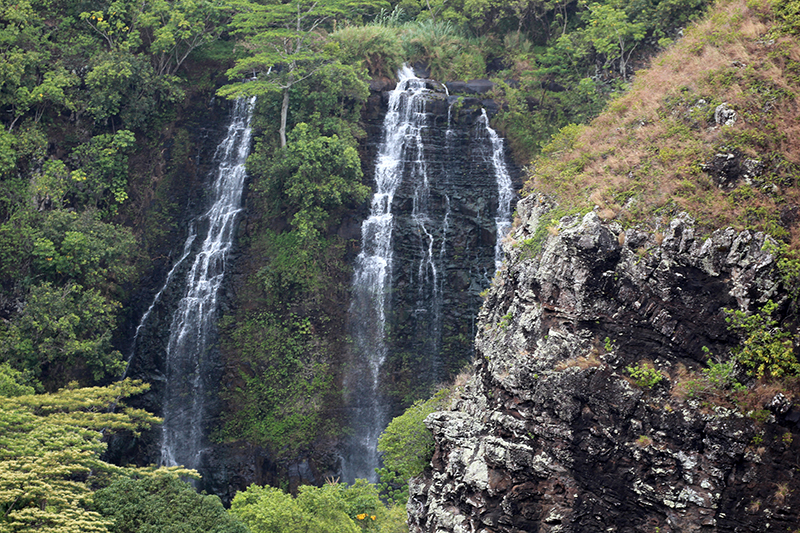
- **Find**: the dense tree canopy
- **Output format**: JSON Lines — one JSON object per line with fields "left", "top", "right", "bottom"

{"left": 0, "top": 377, "right": 159, "bottom": 533}
{"left": 220, "top": 0, "right": 387, "bottom": 146}
{"left": 94, "top": 473, "right": 249, "bottom": 533}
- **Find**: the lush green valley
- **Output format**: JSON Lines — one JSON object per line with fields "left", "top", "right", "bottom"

{"left": 2, "top": 0, "right": 798, "bottom": 529}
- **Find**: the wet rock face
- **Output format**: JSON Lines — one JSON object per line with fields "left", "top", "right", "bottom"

{"left": 361, "top": 80, "right": 521, "bottom": 407}
{"left": 408, "top": 196, "right": 800, "bottom": 532}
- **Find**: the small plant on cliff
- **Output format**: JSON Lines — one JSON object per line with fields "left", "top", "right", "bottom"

{"left": 725, "top": 301, "right": 800, "bottom": 379}
{"left": 626, "top": 362, "right": 664, "bottom": 389}
{"left": 604, "top": 337, "right": 616, "bottom": 352}
{"left": 679, "top": 347, "right": 746, "bottom": 400}
{"left": 498, "top": 311, "right": 514, "bottom": 330}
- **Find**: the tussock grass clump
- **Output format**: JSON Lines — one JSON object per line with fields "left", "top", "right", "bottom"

{"left": 332, "top": 25, "right": 405, "bottom": 78}
{"left": 525, "top": 0, "right": 800, "bottom": 247}
{"left": 332, "top": 19, "right": 488, "bottom": 81}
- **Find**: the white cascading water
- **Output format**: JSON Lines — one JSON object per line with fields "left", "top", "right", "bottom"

{"left": 123, "top": 229, "right": 197, "bottom": 380}
{"left": 342, "top": 70, "right": 517, "bottom": 482}
{"left": 159, "top": 97, "right": 256, "bottom": 469}
{"left": 342, "top": 65, "right": 430, "bottom": 482}
{"left": 478, "top": 109, "right": 514, "bottom": 270}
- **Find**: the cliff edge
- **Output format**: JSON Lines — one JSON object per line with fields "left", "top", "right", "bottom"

{"left": 407, "top": 194, "right": 800, "bottom": 532}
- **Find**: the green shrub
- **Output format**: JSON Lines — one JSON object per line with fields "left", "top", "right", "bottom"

{"left": 230, "top": 481, "right": 406, "bottom": 533}
{"left": 626, "top": 362, "right": 665, "bottom": 389}
{"left": 726, "top": 300, "right": 800, "bottom": 379}
{"left": 332, "top": 25, "right": 404, "bottom": 77}
{"left": 399, "top": 19, "right": 487, "bottom": 80}
{"left": 377, "top": 386, "right": 453, "bottom": 504}
{"left": 94, "top": 473, "right": 248, "bottom": 533}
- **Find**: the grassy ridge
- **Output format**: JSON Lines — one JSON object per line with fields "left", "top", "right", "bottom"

{"left": 524, "top": 0, "right": 800, "bottom": 245}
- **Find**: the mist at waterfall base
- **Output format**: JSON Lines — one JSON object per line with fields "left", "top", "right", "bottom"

{"left": 340, "top": 66, "right": 516, "bottom": 483}
{"left": 128, "top": 97, "right": 256, "bottom": 473}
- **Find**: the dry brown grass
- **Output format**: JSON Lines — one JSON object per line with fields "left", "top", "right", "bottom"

{"left": 734, "top": 380, "right": 792, "bottom": 412}
{"left": 524, "top": 0, "right": 800, "bottom": 246}
{"left": 554, "top": 348, "right": 602, "bottom": 371}
{"left": 774, "top": 482, "right": 791, "bottom": 505}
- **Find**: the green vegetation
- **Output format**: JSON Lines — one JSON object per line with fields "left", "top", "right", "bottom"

{"left": 0, "top": 0, "right": 794, "bottom": 523}
{"left": 220, "top": 0, "right": 386, "bottom": 146}
{"left": 94, "top": 474, "right": 249, "bottom": 533}
{"left": 626, "top": 362, "right": 665, "bottom": 389}
{"left": 0, "top": 377, "right": 160, "bottom": 533}
{"left": 230, "top": 480, "right": 407, "bottom": 533}
{"left": 377, "top": 385, "right": 456, "bottom": 505}
{"left": 214, "top": 61, "right": 372, "bottom": 457}
{"left": 726, "top": 301, "right": 800, "bottom": 379}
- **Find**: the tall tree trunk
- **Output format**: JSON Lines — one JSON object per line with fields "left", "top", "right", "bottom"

{"left": 279, "top": 87, "right": 289, "bottom": 148}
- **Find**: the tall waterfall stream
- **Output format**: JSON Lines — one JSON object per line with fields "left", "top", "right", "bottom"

{"left": 160, "top": 97, "right": 255, "bottom": 468}
{"left": 342, "top": 67, "right": 515, "bottom": 482}
{"left": 129, "top": 97, "right": 256, "bottom": 470}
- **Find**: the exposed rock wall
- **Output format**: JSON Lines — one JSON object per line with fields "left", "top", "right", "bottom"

{"left": 362, "top": 79, "right": 522, "bottom": 407}
{"left": 408, "top": 195, "right": 800, "bottom": 532}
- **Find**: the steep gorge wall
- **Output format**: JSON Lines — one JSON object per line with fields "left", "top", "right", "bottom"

{"left": 362, "top": 77, "right": 522, "bottom": 407}
{"left": 408, "top": 195, "right": 800, "bottom": 532}
{"left": 112, "top": 76, "right": 522, "bottom": 499}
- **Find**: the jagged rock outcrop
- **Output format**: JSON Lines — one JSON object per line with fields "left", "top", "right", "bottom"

{"left": 408, "top": 194, "right": 800, "bottom": 532}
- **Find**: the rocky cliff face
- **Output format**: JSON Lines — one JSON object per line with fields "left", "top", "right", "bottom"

{"left": 407, "top": 194, "right": 800, "bottom": 532}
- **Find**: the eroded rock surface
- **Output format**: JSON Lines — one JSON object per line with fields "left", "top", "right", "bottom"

{"left": 408, "top": 195, "right": 800, "bottom": 532}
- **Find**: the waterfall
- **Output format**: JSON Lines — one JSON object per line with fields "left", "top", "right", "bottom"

{"left": 123, "top": 228, "right": 196, "bottom": 380}
{"left": 342, "top": 65, "right": 431, "bottom": 482}
{"left": 477, "top": 109, "right": 514, "bottom": 271}
{"left": 342, "top": 69, "right": 517, "bottom": 482}
{"left": 158, "top": 97, "right": 256, "bottom": 469}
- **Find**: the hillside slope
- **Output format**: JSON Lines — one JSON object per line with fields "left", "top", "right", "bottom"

{"left": 525, "top": 0, "right": 799, "bottom": 246}
{"left": 407, "top": 1, "right": 800, "bottom": 531}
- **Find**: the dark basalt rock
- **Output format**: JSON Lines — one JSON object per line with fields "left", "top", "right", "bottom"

{"left": 361, "top": 77, "right": 522, "bottom": 414}
{"left": 408, "top": 195, "right": 799, "bottom": 532}
{"left": 702, "top": 150, "right": 764, "bottom": 190}
{"left": 445, "top": 79, "right": 496, "bottom": 95}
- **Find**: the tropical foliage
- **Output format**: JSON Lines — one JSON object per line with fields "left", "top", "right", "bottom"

{"left": 0, "top": 0, "right": 795, "bottom": 526}
{"left": 231, "top": 480, "right": 407, "bottom": 533}
{"left": 94, "top": 473, "right": 249, "bottom": 533}
{"left": 0, "top": 377, "right": 159, "bottom": 533}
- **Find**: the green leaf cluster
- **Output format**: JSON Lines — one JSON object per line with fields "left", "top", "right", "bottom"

{"left": 0, "top": 209, "right": 137, "bottom": 389}
{"left": 93, "top": 473, "right": 249, "bottom": 533}
{"left": 625, "top": 362, "right": 665, "bottom": 389}
{"left": 681, "top": 348, "right": 746, "bottom": 400}
{"left": 0, "top": 379, "right": 159, "bottom": 533}
{"left": 377, "top": 386, "right": 453, "bottom": 505}
{"left": 726, "top": 300, "right": 800, "bottom": 379}
{"left": 230, "top": 480, "right": 406, "bottom": 533}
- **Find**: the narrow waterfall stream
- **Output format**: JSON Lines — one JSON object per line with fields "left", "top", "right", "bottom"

{"left": 155, "top": 97, "right": 255, "bottom": 469}
{"left": 477, "top": 109, "right": 515, "bottom": 270}
{"left": 342, "top": 67, "right": 516, "bottom": 482}
{"left": 343, "top": 65, "right": 427, "bottom": 482}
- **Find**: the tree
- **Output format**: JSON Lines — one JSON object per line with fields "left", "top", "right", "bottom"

{"left": 377, "top": 387, "right": 453, "bottom": 505}
{"left": 582, "top": 2, "right": 646, "bottom": 79}
{"left": 139, "top": 0, "right": 230, "bottom": 76}
{"left": 219, "top": 0, "right": 385, "bottom": 147}
{"left": 268, "top": 122, "right": 369, "bottom": 243}
{"left": 0, "top": 282, "right": 125, "bottom": 388}
{"left": 94, "top": 473, "right": 249, "bottom": 533}
{"left": 230, "top": 481, "right": 406, "bottom": 533}
{"left": 0, "top": 379, "right": 160, "bottom": 533}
